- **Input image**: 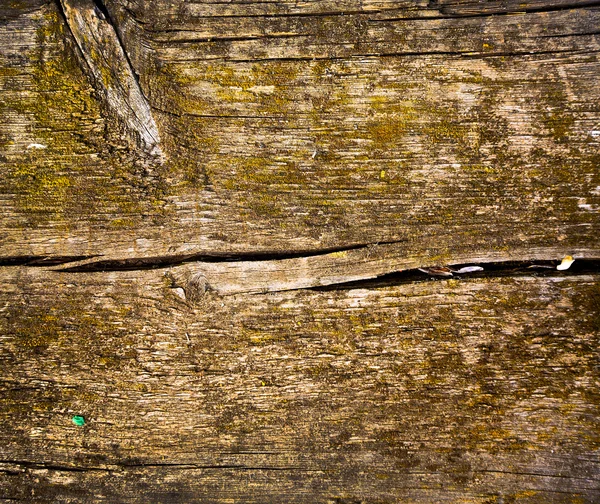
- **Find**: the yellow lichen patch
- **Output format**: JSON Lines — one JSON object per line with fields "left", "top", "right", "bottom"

{"left": 0, "top": 12, "right": 98, "bottom": 223}
{"left": 329, "top": 251, "right": 348, "bottom": 259}
{"left": 0, "top": 10, "right": 177, "bottom": 227}
{"left": 216, "top": 156, "right": 307, "bottom": 189}
{"left": 536, "top": 83, "right": 574, "bottom": 144}
{"left": 251, "top": 63, "right": 298, "bottom": 87}
{"left": 11, "top": 159, "right": 72, "bottom": 217}
{"left": 0, "top": 66, "right": 21, "bottom": 78}
{"left": 155, "top": 60, "right": 300, "bottom": 117}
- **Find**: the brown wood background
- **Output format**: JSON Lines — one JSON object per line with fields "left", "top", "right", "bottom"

{"left": 1, "top": 0, "right": 599, "bottom": 502}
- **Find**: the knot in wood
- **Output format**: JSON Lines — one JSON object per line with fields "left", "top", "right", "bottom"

{"left": 186, "top": 272, "right": 208, "bottom": 302}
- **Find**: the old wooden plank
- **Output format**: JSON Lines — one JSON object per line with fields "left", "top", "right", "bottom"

{"left": 0, "top": 266, "right": 598, "bottom": 501}
{"left": 106, "top": 0, "right": 600, "bottom": 21}
{"left": 0, "top": 1, "right": 598, "bottom": 262}
{"left": 1, "top": 3, "right": 599, "bottom": 500}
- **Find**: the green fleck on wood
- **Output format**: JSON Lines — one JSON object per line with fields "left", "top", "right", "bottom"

{"left": 71, "top": 415, "right": 85, "bottom": 426}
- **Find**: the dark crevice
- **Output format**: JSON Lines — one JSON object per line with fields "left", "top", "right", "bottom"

{"left": 534, "top": 30, "right": 600, "bottom": 38}
{"left": 376, "top": 48, "right": 590, "bottom": 60}
{"left": 0, "top": 459, "right": 311, "bottom": 473}
{"left": 440, "top": 1, "right": 600, "bottom": 17}
{"left": 477, "top": 468, "right": 600, "bottom": 482}
{"left": 90, "top": 0, "right": 110, "bottom": 21}
{"left": 311, "top": 259, "right": 600, "bottom": 291}
{"left": 462, "top": 48, "right": 599, "bottom": 58}
{"left": 373, "top": 1, "right": 600, "bottom": 21}
{"left": 0, "top": 255, "right": 97, "bottom": 267}
{"left": 6, "top": 251, "right": 600, "bottom": 292}
{"left": 90, "top": 0, "right": 142, "bottom": 85}
{"left": 1, "top": 457, "right": 595, "bottom": 479}
{"left": 55, "top": 242, "right": 401, "bottom": 272}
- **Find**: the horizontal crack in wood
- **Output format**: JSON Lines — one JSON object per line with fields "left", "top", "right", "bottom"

{"left": 51, "top": 242, "right": 401, "bottom": 272}
{"left": 376, "top": 2, "right": 600, "bottom": 21}
{"left": 0, "top": 255, "right": 98, "bottom": 267}
{"left": 3, "top": 245, "right": 599, "bottom": 297}
{"left": 165, "top": 47, "right": 597, "bottom": 65}
{"left": 310, "top": 259, "right": 600, "bottom": 292}
{"left": 3, "top": 241, "right": 598, "bottom": 297}
{"left": 6, "top": 249, "right": 591, "bottom": 297}
{"left": 0, "top": 459, "right": 320, "bottom": 473}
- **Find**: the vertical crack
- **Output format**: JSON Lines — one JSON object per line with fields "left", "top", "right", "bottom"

{"left": 90, "top": 0, "right": 144, "bottom": 91}
{"left": 56, "top": 0, "right": 163, "bottom": 160}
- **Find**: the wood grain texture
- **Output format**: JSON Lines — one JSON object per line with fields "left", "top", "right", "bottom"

{"left": 1, "top": 0, "right": 599, "bottom": 502}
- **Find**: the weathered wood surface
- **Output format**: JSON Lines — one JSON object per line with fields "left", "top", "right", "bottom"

{"left": 1, "top": 268, "right": 599, "bottom": 502}
{"left": 1, "top": 0, "right": 599, "bottom": 263}
{"left": 1, "top": 0, "right": 600, "bottom": 502}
